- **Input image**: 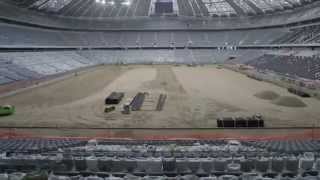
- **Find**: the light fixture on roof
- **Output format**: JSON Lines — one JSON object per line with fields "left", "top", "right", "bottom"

{"left": 108, "top": 1, "right": 114, "bottom": 5}
{"left": 96, "top": 0, "right": 109, "bottom": 5}
{"left": 121, "top": 0, "right": 131, "bottom": 6}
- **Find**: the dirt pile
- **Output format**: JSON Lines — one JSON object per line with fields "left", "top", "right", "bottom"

{"left": 272, "top": 96, "right": 307, "bottom": 108}
{"left": 254, "top": 91, "right": 280, "bottom": 100}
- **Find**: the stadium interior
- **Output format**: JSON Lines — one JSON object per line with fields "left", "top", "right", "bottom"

{"left": 0, "top": 0, "right": 320, "bottom": 179}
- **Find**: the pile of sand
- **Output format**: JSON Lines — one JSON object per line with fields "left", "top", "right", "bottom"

{"left": 272, "top": 96, "right": 307, "bottom": 108}
{"left": 254, "top": 91, "right": 280, "bottom": 100}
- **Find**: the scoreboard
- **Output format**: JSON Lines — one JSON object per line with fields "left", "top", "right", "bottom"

{"left": 155, "top": 0, "right": 173, "bottom": 14}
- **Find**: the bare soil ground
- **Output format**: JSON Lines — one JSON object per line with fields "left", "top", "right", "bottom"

{"left": 0, "top": 65, "right": 320, "bottom": 136}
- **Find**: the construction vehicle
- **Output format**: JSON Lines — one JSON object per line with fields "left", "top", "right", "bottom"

{"left": 0, "top": 105, "right": 15, "bottom": 116}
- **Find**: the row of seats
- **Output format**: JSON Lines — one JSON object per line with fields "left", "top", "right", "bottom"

{"left": 1, "top": 153, "right": 320, "bottom": 173}
{"left": 64, "top": 156, "right": 320, "bottom": 173}
{"left": 69, "top": 141, "right": 320, "bottom": 157}
{"left": 97, "top": 139, "right": 226, "bottom": 146}
{"left": 246, "top": 140, "right": 320, "bottom": 153}
{"left": 63, "top": 150, "right": 317, "bottom": 160}
{"left": 246, "top": 54, "right": 320, "bottom": 80}
{"left": 1, "top": 138, "right": 320, "bottom": 154}
{"left": 0, "top": 51, "right": 95, "bottom": 85}
{"left": 5, "top": 49, "right": 318, "bottom": 87}
{"left": 3, "top": 173, "right": 317, "bottom": 180}
{"left": 0, "top": 23, "right": 285, "bottom": 47}
{"left": 0, "top": 139, "right": 319, "bottom": 174}
{"left": 0, "top": 138, "right": 86, "bottom": 152}
{"left": 0, "top": 49, "right": 261, "bottom": 85}
{"left": 273, "top": 25, "right": 320, "bottom": 44}
{"left": 0, "top": 60, "right": 42, "bottom": 84}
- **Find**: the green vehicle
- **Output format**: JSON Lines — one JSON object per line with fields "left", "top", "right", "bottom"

{"left": 216, "top": 64, "right": 223, "bottom": 69}
{"left": 0, "top": 105, "right": 15, "bottom": 116}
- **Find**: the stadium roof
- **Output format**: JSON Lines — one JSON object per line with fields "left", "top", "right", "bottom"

{"left": 3, "top": 0, "right": 316, "bottom": 18}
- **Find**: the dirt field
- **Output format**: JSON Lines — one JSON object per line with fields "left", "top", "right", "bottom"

{"left": 1, "top": 65, "right": 320, "bottom": 132}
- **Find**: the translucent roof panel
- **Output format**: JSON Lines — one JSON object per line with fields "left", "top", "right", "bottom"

{"left": 249, "top": 0, "right": 274, "bottom": 12}
{"left": 202, "top": 0, "right": 236, "bottom": 16}
{"left": 232, "top": 0, "right": 256, "bottom": 14}
{"left": 30, "top": 0, "right": 72, "bottom": 12}
{"left": 3, "top": 0, "right": 316, "bottom": 17}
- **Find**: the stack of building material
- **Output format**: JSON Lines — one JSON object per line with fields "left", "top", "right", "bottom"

{"left": 105, "top": 92, "right": 125, "bottom": 105}
{"left": 217, "top": 115, "right": 264, "bottom": 128}
{"left": 156, "top": 94, "right": 167, "bottom": 111}
{"left": 140, "top": 93, "right": 158, "bottom": 111}
{"left": 131, "top": 92, "right": 146, "bottom": 111}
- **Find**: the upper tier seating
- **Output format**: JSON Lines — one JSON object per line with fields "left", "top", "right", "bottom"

{"left": 0, "top": 23, "right": 286, "bottom": 47}
{"left": 273, "top": 25, "right": 320, "bottom": 44}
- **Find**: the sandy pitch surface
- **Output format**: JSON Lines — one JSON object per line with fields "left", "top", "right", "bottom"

{"left": 0, "top": 65, "right": 320, "bottom": 129}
